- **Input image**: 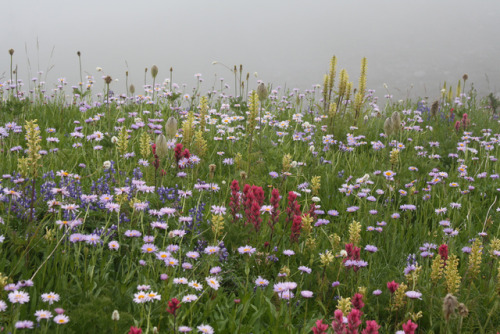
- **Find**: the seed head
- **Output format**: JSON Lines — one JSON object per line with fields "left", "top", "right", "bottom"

{"left": 111, "top": 310, "right": 120, "bottom": 321}
{"left": 8, "top": 49, "right": 14, "bottom": 56}
{"left": 155, "top": 134, "right": 168, "bottom": 159}
{"left": 257, "top": 82, "right": 268, "bottom": 101}
{"left": 458, "top": 303, "right": 469, "bottom": 317}
{"left": 391, "top": 111, "right": 401, "bottom": 133}
{"left": 104, "top": 76, "right": 112, "bottom": 85}
{"left": 165, "top": 116, "right": 178, "bottom": 139}
{"left": 383, "top": 117, "right": 393, "bottom": 136}
{"left": 443, "top": 293, "right": 458, "bottom": 321}
{"left": 129, "top": 84, "right": 135, "bottom": 95}
{"left": 77, "top": 51, "right": 81, "bottom": 57}
{"left": 151, "top": 65, "right": 159, "bottom": 79}
{"left": 431, "top": 100, "right": 439, "bottom": 118}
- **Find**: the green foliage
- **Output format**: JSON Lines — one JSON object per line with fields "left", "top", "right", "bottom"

{"left": 0, "top": 76, "right": 498, "bottom": 333}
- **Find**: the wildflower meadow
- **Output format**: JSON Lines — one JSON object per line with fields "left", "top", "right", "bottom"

{"left": 0, "top": 51, "right": 499, "bottom": 333}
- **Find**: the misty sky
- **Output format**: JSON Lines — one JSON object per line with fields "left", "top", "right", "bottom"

{"left": 2, "top": 0, "right": 500, "bottom": 100}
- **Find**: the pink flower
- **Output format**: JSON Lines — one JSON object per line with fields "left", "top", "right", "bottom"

{"left": 387, "top": 281, "right": 399, "bottom": 294}
{"left": 347, "top": 309, "right": 362, "bottom": 333}
{"left": 352, "top": 293, "right": 364, "bottom": 310}
{"left": 402, "top": 320, "right": 418, "bottom": 334}
{"left": 312, "top": 319, "right": 329, "bottom": 334}
{"left": 331, "top": 309, "right": 346, "bottom": 334}
{"left": 128, "top": 326, "right": 143, "bottom": 334}
{"left": 361, "top": 320, "right": 380, "bottom": 334}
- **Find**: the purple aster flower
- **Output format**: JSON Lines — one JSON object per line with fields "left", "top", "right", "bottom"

{"left": 420, "top": 251, "right": 434, "bottom": 258}
{"left": 314, "top": 219, "right": 329, "bottom": 226}
{"left": 327, "top": 210, "right": 339, "bottom": 216}
{"left": 269, "top": 171, "right": 279, "bottom": 178}
{"left": 346, "top": 206, "right": 359, "bottom": 213}
{"left": 298, "top": 266, "right": 312, "bottom": 274}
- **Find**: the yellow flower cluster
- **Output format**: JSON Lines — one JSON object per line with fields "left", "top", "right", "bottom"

{"left": 467, "top": 239, "right": 482, "bottom": 279}
{"left": 337, "top": 297, "right": 351, "bottom": 315}
{"left": 349, "top": 220, "right": 362, "bottom": 246}
{"left": 445, "top": 254, "right": 461, "bottom": 294}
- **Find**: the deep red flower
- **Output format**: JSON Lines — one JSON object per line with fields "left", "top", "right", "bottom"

{"left": 290, "top": 214, "right": 302, "bottom": 242}
{"left": 352, "top": 293, "right": 364, "bottom": 310}
{"left": 182, "top": 148, "right": 190, "bottom": 159}
{"left": 438, "top": 244, "right": 448, "bottom": 262}
{"left": 174, "top": 143, "right": 183, "bottom": 163}
{"left": 387, "top": 280, "right": 399, "bottom": 294}
{"left": 166, "top": 298, "right": 181, "bottom": 316}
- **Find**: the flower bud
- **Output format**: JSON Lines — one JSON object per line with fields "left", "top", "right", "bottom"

{"left": 103, "top": 161, "right": 111, "bottom": 169}
{"left": 8, "top": 49, "right": 14, "bottom": 56}
{"left": 112, "top": 310, "right": 120, "bottom": 321}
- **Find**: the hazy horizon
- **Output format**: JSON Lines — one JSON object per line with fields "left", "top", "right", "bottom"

{"left": 2, "top": 0, "right": 500, "bottom": 101}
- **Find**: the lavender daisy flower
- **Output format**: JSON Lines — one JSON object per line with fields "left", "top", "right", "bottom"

{"left": 283, "top": 249, "right": 295, "bottom": 256}
{"left": 300, "top": 290, "right": 314, "bottom": 298}
{"left": 15, "top": 320, "right": 34, "bottom": 329}
{"left": 269, "top": 171, "right": 279, "bottom": 178}
{"left": 346, "top": 206, "right": 360, "bottom": 213}
{"left": 405, "top": 291, "right": 422, "bottom": 299}
{"left": 327, "top": 210, "right": 339, "bottom": 216}
{"left": 238, "top": 245, "right": 256, "bottom": 255}
{"left": 298, "top": 266, "right": 312, "bottom": 274}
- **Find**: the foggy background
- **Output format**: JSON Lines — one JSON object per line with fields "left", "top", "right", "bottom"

{"left": 2, "top": 0, "right": 500, "bottom": 102}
